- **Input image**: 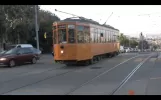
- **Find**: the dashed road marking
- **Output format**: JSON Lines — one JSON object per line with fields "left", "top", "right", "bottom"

{"left": 149, "top": 58, "right": 157, "bottom": 62}
{"left": 150, "top": 77, "right": 161, "bottom": 80}
{"left": 156, "top": 58, "right": 161, "bottom": 62}
{"left": 134, "top": 58, "right": 143, "bottom": 62}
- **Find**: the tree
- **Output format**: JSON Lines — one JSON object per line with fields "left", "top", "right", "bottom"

{"left": 0, "top": 5, "right": 60, "bottom": 52}
{"left": 138, "top": 40, "right": 149, "bottom": 49}
{"left": 118, "top": 33, "right": 130, "bottom": 47}
{"left": 130, "top": 40, "right": 138, "bottom": 48}
{"left": 0, "top": 5, "right": 36, "bottom": 43}
{"left": 38, "top": 10, "right": 60, "bottom": 52}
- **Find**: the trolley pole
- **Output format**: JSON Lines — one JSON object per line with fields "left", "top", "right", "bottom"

{"left": 35, "top": 5, "right": 39, "bottom": 50}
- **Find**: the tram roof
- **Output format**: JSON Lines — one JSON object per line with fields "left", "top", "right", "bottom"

{"left": 56, "top": 17, "right": 119, "bottom": 31}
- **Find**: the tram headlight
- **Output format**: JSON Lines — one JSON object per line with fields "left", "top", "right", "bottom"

{"left": 61, "top": 50, "right": 64, "bottom": 54}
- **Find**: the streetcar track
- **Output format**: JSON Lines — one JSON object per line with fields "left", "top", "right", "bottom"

{"left": 0, "top": 54, "right": 131, "bottom": 84}
{"left": 0, "top": 65, "right": 67, "bottom": 84}
{"left": 0, "top": 66, "right": 83, "bottom": 95}
{"left": 0, "top": 56, "right": 112, "bottom": 84}
{"left": 109, "top": 55, "right": 152, "bottom": 95}
{"left": 64, "top": 54, "right": 142, "bottom": 95}
{"left": 0, "top": 57, "right": 110, "bottom": 94}
{"left": 0, "top": 54, "right": 140, "bottom": 95}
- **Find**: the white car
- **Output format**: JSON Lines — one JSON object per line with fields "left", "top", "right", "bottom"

{"left": 125, "top": 48, "right": 130, "bottom": 52}
{"left": 7, "top": 44, "right": 33, "bottom": 50}
{"left": 120, "top": 46, "right": 125, "bottom": 53}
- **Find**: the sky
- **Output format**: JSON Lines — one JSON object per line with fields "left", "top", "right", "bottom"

{"left": 40, "top": 5, "right": 161, "bottom": 38}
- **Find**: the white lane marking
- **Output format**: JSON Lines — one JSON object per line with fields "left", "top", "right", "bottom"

{"left": 149, "top": 58, "right": 157, "bottom": 62}
{"left": 110, "top": 55, "right": 152, "bottom": 95}
{"left": 66, "top": 55, "right": 142, "bottom": 95}
{"left": 134, "top": 58, "right": 143, "bottom": 62}
{"left": 150, "top": 77, "right": 161, "bottom": 80}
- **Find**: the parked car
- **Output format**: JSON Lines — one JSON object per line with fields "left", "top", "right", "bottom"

{"left": 6, "top": 44, "right": 33, "bottom": 50}
{"left": 30, "top": 48, "right": 42, "bottom": 59}
{"left": 0, "top": 47, "right": 40, "bottom": 67}
{"left": 119, "top": 46, "right": 125, "bottom": 53}
{"left": 124, "top": 47, "right": 130, "bottom": 53}
{"left": 0, "top": 51, "right": 6, "bottom": 55}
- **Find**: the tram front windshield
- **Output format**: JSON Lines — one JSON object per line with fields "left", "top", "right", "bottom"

{"left": 57, "top": 24, "right": 76, "bottom": 44}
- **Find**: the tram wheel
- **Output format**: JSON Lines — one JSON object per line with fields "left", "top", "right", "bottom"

{"left": 84, "top": 60, "right": 90, "bottom": 66}
{"left": 89, "top": 58, "right": 94, "bottom": 64}
{"left": 65, "top": 63, "right": 73, "bottom": 66}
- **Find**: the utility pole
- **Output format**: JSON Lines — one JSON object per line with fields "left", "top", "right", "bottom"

{"left": 35, "top": 5, "right": 39, "bottom": 50}
{"left": 140, "top": 32, "right": 144, "bottom": 52}
{"left": 142, "top": 39, "right": 143, "bottom": 52}
{"left": 128, "top": 37, "right": 130, "bottom": 48}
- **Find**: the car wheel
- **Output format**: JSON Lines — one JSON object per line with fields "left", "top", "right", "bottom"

{"left": 31, "top": 57, "right": 37, "bottom": 64}
{"left": 8, "top": 60, "right": 16, "bottom": 67}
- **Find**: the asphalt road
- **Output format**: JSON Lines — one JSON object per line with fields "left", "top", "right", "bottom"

{"left": 0, "top": 52, "right": 160, "bottom": 95}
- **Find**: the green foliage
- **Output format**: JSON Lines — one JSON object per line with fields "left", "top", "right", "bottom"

{"left": 138, "top": 40, "right": 149, "bottom": 49}
{"left": 130, "top": 40, "right": 139, "bottom": 48}
{"left": 117, "top": 33, "right": 138, "bottom": 48}
{"left": 153, "top": 45, "right": 158, "bottom": 50}
{"left": 0, "top": 5, "right": 60, "bottom": 52}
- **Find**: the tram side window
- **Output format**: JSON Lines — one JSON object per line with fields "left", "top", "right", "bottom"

{"left": 106, "top": 30, "right": 108, "bottom": 42}
{"left": 84, "top": 26, "right": 90, "bottom": 43}
{"left": 116, "top": 32, "right": 119, "bottom": 42}
{"left": 100, "top": 29, "right": 103, "bottom": 43}
{"left": 111, "top": 31, "right": 113, "bottom": 42}
{"left": 108, "top": 31, "right": 110, "bottom": 42}
{"left": 102, "top": 30, "right": 105, "bottom": 43}
{"left": 68, "top": 29, "right": 75, "bottom": 43}
{"left": 98, "top": 29, "right": 101, "bottom": 43}
{"left": 90, "top": 28, "right": 94, "bottom": 43}
{"left": 113, "top": 31, "right": 115, "bottom": 42}
{"left": 112, "top": 31, "right": 114, "bottom": 42}
{"left": 77, "top": 26, "right": 84, "bottom": 43}
{"left": 105, "top": 30, "right": 107, "bottom": 42}
{"left": 104, "top": 30, "right": 106, "bottom": 43}
{"left": 112, "top": 31, "right": 115, "bottom": 42}
{"left": 58, "top": 29, "right": 67, "bottom": 43}
{"left": 107, "top": 30, "right": 109, "bottom": 42}
{"left": 68, "top": 25, "right": 75, "bottom": 43}
{"left": 114, "top": 32, "right": 116, "bottom": 42}
{"left": 109, "top": 31, "right": 111, "bottom": 42}
{"left": 94, "top": 28, "right": 98, "bottom": 43}
{"left": 100, "top": 29, "right": 102, "bottom": 43}
{"left": 113, "top": 32, "right": 115, "bottom": 42}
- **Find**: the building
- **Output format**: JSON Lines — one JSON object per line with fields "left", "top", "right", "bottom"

{"left": 146, "top": 34, "right": 161, "bottom": 46}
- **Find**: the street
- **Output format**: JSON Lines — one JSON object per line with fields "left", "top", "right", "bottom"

{"left": 0, "top": 52, "right": 160, "bottom": 95}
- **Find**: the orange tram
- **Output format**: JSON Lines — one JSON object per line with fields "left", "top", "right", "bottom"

{"left": 52, "top": 17, "right": 120, "bottom": 66}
